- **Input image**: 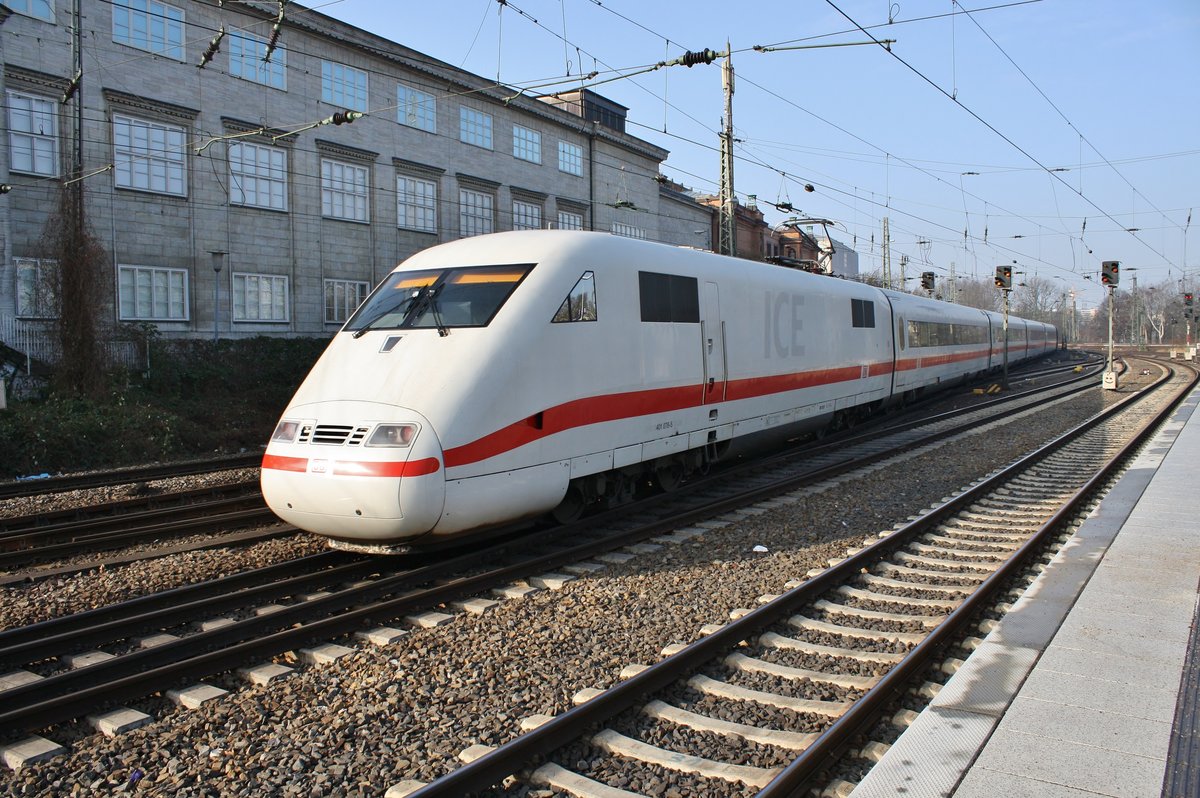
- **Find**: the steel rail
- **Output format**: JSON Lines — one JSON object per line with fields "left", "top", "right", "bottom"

{"left": 401, "top": 361, "right": 1193, "bottom": 797}
{"left": 0, "top": 452, "right": 262, "bottom": 501}
{"left": 0, "top": 494, "right": 265, "bottom": 545}
{"left": 0, "top": 481, "right": 262, "bottom": 535}
{"left": 0, "top": 506, "right": 279, "bottom": 570}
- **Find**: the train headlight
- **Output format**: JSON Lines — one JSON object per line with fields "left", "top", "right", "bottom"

{"left": 366, "top": 424, "right": 418, "bottom": 447}
{"left": 271, "top": 420, "right": 301, "bottom": 443}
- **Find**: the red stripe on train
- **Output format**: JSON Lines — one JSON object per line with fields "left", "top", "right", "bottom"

{"left": 262, "top": 454, "right": 308, "bottom": 472}
{"left": 331, "top": 458, "right": 441, "bottom": 477}
{"left": 262, "top": 454, "right": 440, "bottom": 477}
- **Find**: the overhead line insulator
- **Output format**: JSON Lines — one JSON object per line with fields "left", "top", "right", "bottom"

{"left": 681, "top": 49, "right": 718, "bottom": 67}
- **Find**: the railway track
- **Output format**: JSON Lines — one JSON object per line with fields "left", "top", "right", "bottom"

{"left": 395, "top": 358, "right": 1197, "bottom": 797}
{"left": 0, "top": 354, "right": 1113, "bottom": 748}
{"left": 0, "top": 452, "right": 262, "bottom": 502}
{"left": 0, "top": 481, "right": 281, "bottom": 573}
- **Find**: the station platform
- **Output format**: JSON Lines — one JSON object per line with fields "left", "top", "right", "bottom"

{"left": 852, "top": 383, "right": 1200, "bottom": 798}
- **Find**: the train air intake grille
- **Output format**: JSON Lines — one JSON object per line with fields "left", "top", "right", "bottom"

{"left": 312, "top": 425, "right": 354, "bottom": 445}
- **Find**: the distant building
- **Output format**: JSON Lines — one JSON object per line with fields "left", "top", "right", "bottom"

{"left": 695, "top": 193, "right": 773, "bottom": 261}
{"left": 656, "top": 177, "right": 713, "bottom": 252}
{"left": 774, "top": 224, "right": 822, "bottom": 268}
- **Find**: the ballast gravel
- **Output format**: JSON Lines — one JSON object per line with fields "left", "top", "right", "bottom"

{"left": 0, "top": 370, "right": 1157, "bottom": 798}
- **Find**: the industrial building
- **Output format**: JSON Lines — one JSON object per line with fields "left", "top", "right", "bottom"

{"left": 0, "top": 0, "right": 715, "bottom": 359}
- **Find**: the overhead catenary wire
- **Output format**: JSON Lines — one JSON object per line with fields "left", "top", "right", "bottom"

{"left": 820, "top": 0, "right": 1177, "bottom": 271}
{"left": 955, "top": 2, "right": 1184, "bottom": 237}
{"left": 539, "top": 0, "right": 1130, "bottom": 290}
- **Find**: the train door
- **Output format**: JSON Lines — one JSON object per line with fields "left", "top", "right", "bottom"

{"left": 702, "top": 281, "right": 727, "bottom": 402}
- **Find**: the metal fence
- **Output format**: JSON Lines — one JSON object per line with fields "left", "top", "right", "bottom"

{"left": 0, "top": 316, "right": 141, "bottom": 372}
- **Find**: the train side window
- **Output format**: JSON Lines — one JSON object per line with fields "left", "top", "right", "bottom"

{"left": 638, "top": 271, "right": 699, "bottom": 323}
{"left": 908, "top": 319, "right": 923, "bottom": 347}
{"left": 552, "top": 271, "right": 598, "bottom": 323}
{"left": 897, "top": 316, "right": 906, "bottom": 350}
{"left": 851, "top": 298, "right": 875, "bottom": 328}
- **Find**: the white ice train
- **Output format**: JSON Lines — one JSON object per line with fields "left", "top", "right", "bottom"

{"left": 261, "top": 231, "right": 1057, "bottom": 549}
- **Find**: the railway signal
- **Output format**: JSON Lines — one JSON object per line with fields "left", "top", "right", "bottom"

{"left": 994, "top": 265, "right": 1012, "bottom": 290}
{"left": 920, "top": 271, "right": 935, "bottom": 291}
{"left": 1101, "top": 260, "right": 1120, "bottom": 286}
{"left": 1186, "top": 292, "right": 1194, "bottom": 306}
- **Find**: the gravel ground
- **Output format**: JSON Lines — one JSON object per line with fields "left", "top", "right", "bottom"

{"left": 0, "top": 368, "right": 1156, "bottom": 798}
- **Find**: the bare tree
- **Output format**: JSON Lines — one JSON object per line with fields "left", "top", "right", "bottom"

{"left": 1012, "top": 275, "right": 1060, "bottom": 323}
{"left": 42, "top": 186, "right": 108, "bottom": 397}
{"left": 952, "top": 278, "right": 1002, "bottom": 312}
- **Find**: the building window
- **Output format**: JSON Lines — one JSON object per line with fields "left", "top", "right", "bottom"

{"left": 459, "top": 188, "right": 494, "bottom": 237}
{"left": 233, "top": 272, "right": 289, "bottom": 322}
{"left": 556, "top": 210, "right": 583, "bottom": 231}
{"left": 15, "top": 258, "right": 57, "bottom": 318}
{"left": 5, "top": 0, "right": 53, "bottom": 23}
{"left": 113, "top": 113, "right": 186, "bottom": 196}
{"left": 459, "top": 107, "right": 493, "bottom": 149}
{"left": 229, "top": 30, "right": 286, "bottom": 90}
{"left": 397, "top": 175, "right": 437, "bottom": 233}
{"left": 512, "top": 200, "right": 542, "bottom": 231}
{"left": 558, "top": 141, "right": 583, "bottom": 176}
{"left": 321, "top": 60, "right": 368, "bottom": 112}
{"left": 7, "top": 91, "right": 58, "bottom": 176}
{"left": 229, "top": 141, "right": 287, "bottom": 211}
{"left": 321, "top": 158, "right": 369, "bottom": 222}
{"left": 397, "top": 84, "right": 436, "bottom": 133}
{"left": 512, "top": 125, "right": 541, "bottom": 163}
{"left": 611, "top": 222, "right": 645, "bottom": 240}
{"left": 112, "top": 0, "right": 184, "bottom": 61}
{"left": 117, "top": 264, "right": 188, "bottom": 321}
{"left": 324, "top": 278, "right": 369, "bottom": 324}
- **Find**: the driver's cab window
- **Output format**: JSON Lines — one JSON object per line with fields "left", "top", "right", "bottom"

{"left": 552, "top": 271, "right": 597, "bottom": 322}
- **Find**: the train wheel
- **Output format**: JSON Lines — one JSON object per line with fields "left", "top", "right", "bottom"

{"left": 653, "top": 457, "right": 685, "bottom": 493}
{"left": 551, "top": 483, "right": 586, "bottom": 524}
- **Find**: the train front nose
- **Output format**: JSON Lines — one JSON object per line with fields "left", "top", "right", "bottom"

{"left": 260, "top": 409, "right": 445, "bottom": 543}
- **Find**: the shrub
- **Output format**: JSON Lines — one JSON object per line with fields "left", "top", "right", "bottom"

{"left": 0, "top": 336, "right": 329, "bottom": 477}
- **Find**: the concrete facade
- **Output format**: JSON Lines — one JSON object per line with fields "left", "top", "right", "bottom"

{"left": 0, "top": 0, "right": 700, "bottom": 346}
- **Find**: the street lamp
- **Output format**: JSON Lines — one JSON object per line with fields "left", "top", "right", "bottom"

{"left": 210, "top": 251, "right": 226, "bottom": 343}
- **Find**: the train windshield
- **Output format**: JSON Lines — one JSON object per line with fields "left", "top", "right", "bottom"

{"left": 346, "top": 264, "right": 534, "bottom": 335}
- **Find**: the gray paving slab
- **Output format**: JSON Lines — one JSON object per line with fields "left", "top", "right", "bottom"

{"left": 1000, "top": 694, "right": 1173, "bottom": 759}
{"left": 963, "top": 729, "right": 1166, "bottom": 798}
{"left": 1071, "top": 588, "right": 1195, "bottom": 625}
{"left": 1051, "top": 619, "right": 1192, "bottom": 665}
{"left": 956, "top": 762, "right": 1148, "bottom": 798}
{"left": 1053, "top": 604, "right": 1195, "bottom": 648}
{"left": 1035, "top": 643, "right": 1190, "bottom": 691}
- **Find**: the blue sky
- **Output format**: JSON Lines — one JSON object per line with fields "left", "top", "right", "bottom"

{"left": 311, "top": 0, "right": 1199, "bottom": 310}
